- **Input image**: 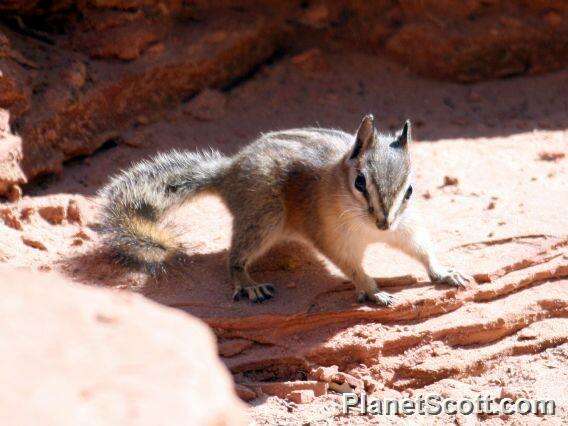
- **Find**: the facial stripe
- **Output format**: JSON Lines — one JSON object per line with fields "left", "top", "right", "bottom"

{"left": 363, "top": 180, "right": 387, "bottom": 224}
{"left": 353, "top": 170, "right": 375, "bottom": 213}
{"left": 387, "top": 173, "right": 411, "bottom": 225}
{"left": 360, "top": 184, "right": 373, "bottom": 211}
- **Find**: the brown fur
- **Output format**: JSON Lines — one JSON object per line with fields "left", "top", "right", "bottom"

{"left": 99, "top": 115, "right": 469, "bottom": 305}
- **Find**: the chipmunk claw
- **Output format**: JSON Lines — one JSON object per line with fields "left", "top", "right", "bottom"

{"left": 233, "top": 284, "right": 275, "bottom": 303}
{"left": 429, "top": 266, "right": 470, "bottom": 288}
{"left": 357, "top": 290, "right": 396, "bottom": 307}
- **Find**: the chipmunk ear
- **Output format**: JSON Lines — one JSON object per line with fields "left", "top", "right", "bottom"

{"left": 349, "top": 114, "right": 375, "bottom": 161}
{"left": 391, "top": 119, "right": 411, "bottom": 149}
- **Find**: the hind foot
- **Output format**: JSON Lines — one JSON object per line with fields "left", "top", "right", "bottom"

{"left": 357, "top": 290, "right": 396, "bottom": 307}
{"left": 233, "top": 284, "right": 276, "bottom": 303}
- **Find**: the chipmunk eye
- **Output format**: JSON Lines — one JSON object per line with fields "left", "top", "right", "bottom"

{"left": 404, "top": 185, "right": 413, "bottom": 200}
{"left": 354, "top": 173, "right": 366, "bottom": 193}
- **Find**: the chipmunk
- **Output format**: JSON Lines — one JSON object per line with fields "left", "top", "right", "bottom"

{"left": 98, "top": 114, "right": 469, "bottom": 306}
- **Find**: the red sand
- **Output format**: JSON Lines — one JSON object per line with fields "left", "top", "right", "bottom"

{"left": 1, "top": 49, "right": 567, "bottom": 424}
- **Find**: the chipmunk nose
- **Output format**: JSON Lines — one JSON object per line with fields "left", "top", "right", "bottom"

{"left": 376, "top": 219, "right": 388, "bottom": 230}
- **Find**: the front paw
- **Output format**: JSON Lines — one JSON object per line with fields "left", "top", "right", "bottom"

{"left": 357, "top": 290, "right": 396, "bottom": 307}
{"left": 429, "top": 266, "right": 470, "bottom": 288}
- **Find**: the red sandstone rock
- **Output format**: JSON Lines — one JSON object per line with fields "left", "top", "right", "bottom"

{"left": 310, "top": 365, "right": 339, "bottom": 382}
{"left": 500, "top": 385, "right": 530, "bottom": 400}
{"left": 441, "top": 175, "right": 459, "bottom": 187}
{"left": 184, "top": 89, "right": 227, "bottom": 122}
{"left": 0, "top": 8, "right": 566, "bottom": 422}
{"left": 38, "top": 205, "right": 66, "bottom": 225}
{"left": 6, "top": 184, "right": 22, "bottom": 202}
{"left": 235, "top": 384, "right": 257, "bottom": 402}
{"left": 291, "top": 48, "right": 330, "bottom": 74}
{"left": 0, "top": 267, "right": 247, "bottom": 425}
{"left": 84, "top": 20, "right": 162, "bottom": 61}
{"left": 254, "top": 381, "right": 328, "bottom": 399}
{"left": 21, "top": 236, "right": 47, "bottom": 251}
{"left": 66, "top": 200, "right": 82, "bottom": 224}
{"left": 0, "top": 108, "right": 9, "bottom": 134}
{"left": 384, "top": 1, "right": 568, "bottom": 81}
{"left": 218, "top": 338, "right": 254, "bottom": 358}
{"left": 0, "top": 208, "right": 23, "bottom": 230}
{"left": 0, "top": 133, "right": 25, "bottom": 197}
{"left": 61, "top": 61, "right": 87, "bottom": 89}
{"left": 287, "top": 389, "right": 315, "bottom": 404}
{"left": 0, "top": 59, "right": 30, "bottom": 118}
{"left": 123, "top": 131, "right": 148, "bottom": 148}
{"left": 539, "top": 151, "right": 565, "bottom": 162}
{"left": 330, "top": 372, "right": 365, "bottom": 393}
{"left": 299, "top": 4, "right": 331, "bottom": 29}
{"left": 19, "top": 206, "right": 35, "bottom": 222}
{"left": 73, "top": 229, "right": 93, "bottom": 241}
{"left": 0, "top": 2, "right": 567, "bottom": 194}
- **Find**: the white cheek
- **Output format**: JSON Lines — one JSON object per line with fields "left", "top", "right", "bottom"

{"left": 351, "top": 188, "right": 368, "bottom": 206}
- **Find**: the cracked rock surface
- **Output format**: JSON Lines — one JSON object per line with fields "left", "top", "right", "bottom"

{"left": 0, "top": 4, "right": 567, "bottom": 424}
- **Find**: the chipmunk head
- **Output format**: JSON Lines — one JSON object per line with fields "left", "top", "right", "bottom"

{"left": 345, "top": 114, "right": 412, "bottom": 230}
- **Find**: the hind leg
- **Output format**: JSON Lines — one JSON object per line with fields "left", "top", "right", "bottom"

{"left": 228, "top": 202, "right": 284, "bottom": 303}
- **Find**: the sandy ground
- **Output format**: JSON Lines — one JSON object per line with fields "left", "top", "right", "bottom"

{"left": 1, "top": 51, "right": 567, "bottom": 424}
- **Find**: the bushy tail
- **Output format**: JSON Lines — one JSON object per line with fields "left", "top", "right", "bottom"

{"left": 98, "top": 149, "right": 231, "bottom": 273}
